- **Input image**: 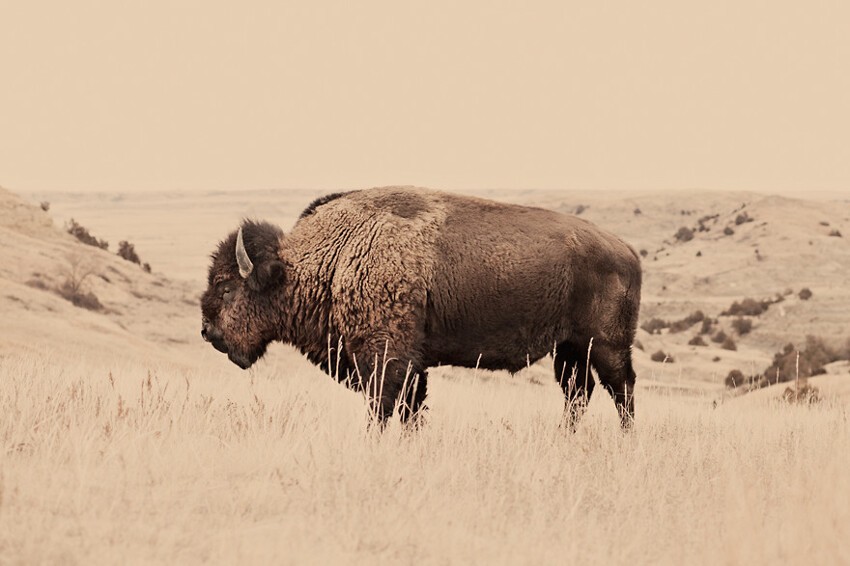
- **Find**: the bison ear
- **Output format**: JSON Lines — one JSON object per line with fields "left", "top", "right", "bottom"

{"left": 248, "top": 260, "right": 286, "bottom": 292}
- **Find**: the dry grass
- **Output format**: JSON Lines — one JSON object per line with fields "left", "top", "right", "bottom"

{"left": 2, "top": 354, "right": 849, "bottom": 565}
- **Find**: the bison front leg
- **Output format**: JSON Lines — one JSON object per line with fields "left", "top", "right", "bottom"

{"left": 398, "top": 370, "right": 428, "bottom": 427}
{"left": 351, "top": 347, "right": 414, "bottom": 427}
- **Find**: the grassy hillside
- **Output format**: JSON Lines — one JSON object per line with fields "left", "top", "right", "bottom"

{"left": 3, "top": 185, "right": 849, "bottom": 564}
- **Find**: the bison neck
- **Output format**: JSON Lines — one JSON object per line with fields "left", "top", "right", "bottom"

{"left": 276, "top": 266, "right": 340, "bottom": 371}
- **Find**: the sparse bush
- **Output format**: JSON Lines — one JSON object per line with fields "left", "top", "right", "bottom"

{"left": 711, "top": 330, "right": 727, "bottom": 344}
{"left": 574, "top": 204, "right": 587, "bottom": 215}
{"left": 57, "top": 281, "right": 103, "bottom": 311}
{"left": 735, "top": 212, "right": 753, "bottom": 225}
{"left": 143, "top": 263, "right": 151, "bottom": 273}
{"left": 633, "top": 339, "right": 644, "bottom": 351}
{"left": 650, "top": 350, "right": 673, "bottom": 363}
{"left": 117, "top": 241, "right": 141, "bottom": 265}
{"left": 641, "top": 318, "right": 669, "bottom": 335}
{"left": 782, "top": 382, "right": 821, "bottom": 404}
{"left": 721, "top": 337, "right": 737, "bottom": 351}
{"left": 688, "top": 336, "right": 707, "bottom": 347}
{"left": 696, "top": 214, "right": 718, "bottom": 232}
{"left": 725, "top": 369, "right": 746, "bottom": 388}
{"left": 639, "top": 249, "right": 648, "bottom": 258}
{"left": 633, "top": 207, "right": 642, "bottom": 215}
{"left": 799, "top": 288, "right": 813, "bottom": 301}
{"left": 699, "top": 318, "right": 713, "bottom": 335}
{"left": 668, "top": 311, "right": 705, "bottom": 333}
{"left": 819, "top": 221, "right": 830, "bottom": 227}
{"left": 40, "top": 201, "right": 50, "bottom": 212}
{"left": 829, "top": 229, "right": 842, "bottom": 238}
{"left": 760, "top": 336, "right": 850, "bottom": 385}
{"left": 67, "top": 219, "right": 108, "bottom": 250}
{"left": 731, "top": 317, "right": 753, "bottom": 336}
{"left": 722, "top": 297, "right": 773, "bottom": 317}
{"left": 696, "top": 251, "right": 702, "bottom": 257}
{"left": 723, "top": 226, "right": 734, "bottom": 236}
{"left": 26, "top": 277, "right": 49, "bottom": 291}
{"left": 674, "top": 226, "right": 694, "bottom": 242}
{"left": 56, "top": 253, "right": 103, "bottom": 311}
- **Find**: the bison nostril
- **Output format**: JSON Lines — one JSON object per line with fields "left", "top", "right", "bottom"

{"left": 201, "top": 328, "right": 208, "bottom": 341}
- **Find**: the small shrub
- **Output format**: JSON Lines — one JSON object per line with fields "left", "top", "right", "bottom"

{"left": 633, "top": 207, "right": 642, "bottom": 215}
{"left": 721, "top": 337, "right": 737, "bottom": 351}
{"left": 799, "top": 288, "right": 813, "bottom": 301}
{"left": 40, "top": 201, "right": 50, "bottom": 212}
{"left": 143, "top": 262, "right": 151, "bottom": 273}
{"left": 711, "top": 330, "right": 727, "bottom": 344}
{"left": 688, "top": 335, "right": 707, "bottom": 347}
{"left": 761, "top": 336, "right": 848, "bottom": 384}
{"left": 696, "top": 250, "right": 702, "bottom": 257}
{"left": 641, "top": 318, "right": 669, "bottom": 335}
{"left": 723, "top": 226, "right": 734, "bottom": 236}
{"left": 674, "top": 226, "right": 694, "bottom": 242}
{"left": 668, "top": 311, "right": 705, "bottom": 333}
{"left": 650, "top": 350, "right": 673, "bottom": 363}
{"left": 712, "top": 356, "right": 721, "bottom": 362}
{"left": 829, "top": 229, "right": 843, "bottom": 238}
{"left": 117, "top": 241, "right": 141, "bottom": 265}
{"left": 722, "top": 297, "right": 773, "bottom": 317}
{"left": 819, "top": 221, "right": 830, "bottom": 227}
{"left": 57, "top": 281, "right": 103, "bottom": 311}
{"left": 731, "top": 317, "right": 753, "bottom": 336}
{"left": 67, "top": 219, "right": 108, "bottom": 250}
{"left": 55, "top": 253, "right": 103, "bottom": 311}
{"left": 735, "top": 212, "right": 753, "bottom": 225}
{"left": 782, "top": 382, "right": 821, "bottom": 404}
{"left": 725, "top": 369, "right": 746, "bottom": 388}
{"left": 26, "top": 277, "right": 49, "bottom": 291}
{"left": 574, "top": 204, "right": 587, "bottom": 215}
{"left": 699, "top": 318, "right": 713, "bottom": 335}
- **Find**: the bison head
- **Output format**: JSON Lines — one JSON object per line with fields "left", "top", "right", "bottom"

{"left": 201, "top": 220, "right": 286, "bottom": 369}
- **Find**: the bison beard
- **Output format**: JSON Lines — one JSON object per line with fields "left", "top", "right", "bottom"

{"left": 201, "top": 187, "right": 641, "bottom": 430}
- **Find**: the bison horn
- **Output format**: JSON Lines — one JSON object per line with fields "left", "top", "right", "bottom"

{"left": 235, "top": 227, "right": 254, "bottom": 278}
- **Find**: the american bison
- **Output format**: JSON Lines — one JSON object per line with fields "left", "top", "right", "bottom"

{"left": 201, "top": 187, "right": 641, "bottom": 429}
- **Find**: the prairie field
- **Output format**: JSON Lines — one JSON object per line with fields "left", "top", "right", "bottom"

{"left": 2, "top": 185, "right": 850, "bottom": 564}
{"left": 2, "top": 352, "right": 849, "bottom": 565}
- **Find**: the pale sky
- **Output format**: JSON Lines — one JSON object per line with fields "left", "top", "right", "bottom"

{"left": 1, "top": 1, "right": 849, "bottom": 195}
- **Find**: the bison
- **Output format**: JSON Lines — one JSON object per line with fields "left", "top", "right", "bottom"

{"left": 201, "top": 187, "right": 641, "bottom": 429}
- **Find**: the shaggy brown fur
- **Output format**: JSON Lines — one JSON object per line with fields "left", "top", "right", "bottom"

{"left": 201, "top": 187, "right": 642, "bottom": 429}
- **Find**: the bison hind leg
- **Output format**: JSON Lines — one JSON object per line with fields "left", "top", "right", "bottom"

{"left": 554, "top": 340, "right": 596, "bottom": 432}
{"left": 590, "top": 342, "right": 636, "bottom": 430}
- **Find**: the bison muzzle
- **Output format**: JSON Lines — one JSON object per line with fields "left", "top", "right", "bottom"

{"left": 201, "top": 187, "right": 642, "bottom": 429}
